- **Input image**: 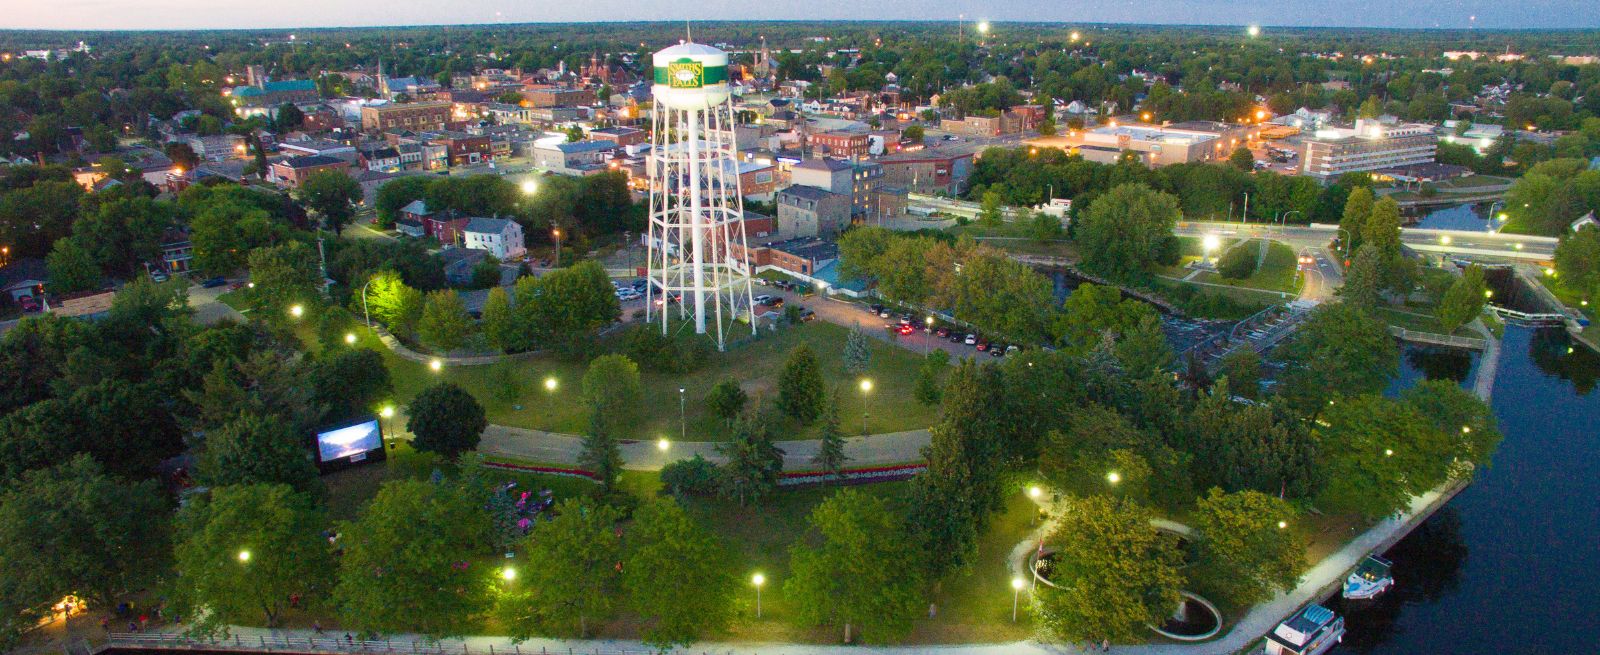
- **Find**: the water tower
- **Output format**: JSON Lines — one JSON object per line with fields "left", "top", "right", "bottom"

{"left": 645, "top": 41, "right": 756, "bottom": 350}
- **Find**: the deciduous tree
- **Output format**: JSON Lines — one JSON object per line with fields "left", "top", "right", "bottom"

{"left": 498, "top": 498, "right": 622, "bottom": 638}
{"left": 1035, "top": 496, "right": 1183, "bottom": 644}
{"left": 407, "top": 382, "right": 487, "bottom": 458}
{"left": 622, "top": 499, "right": 737, "bottom": 651}
{"left": 417, "top": 289, "right": 474, "bottom": 353}
{"left": 173, "top": 484, "right": 334, "bottom": 630}
{"left": 777, "top": 344, "right": 825, "bottom": 423}
{"left": 1192, "top": 488, "right": 1304, "bottom": 605}
{"left": 786, "top": 489, "right": 925, "bottom": 644}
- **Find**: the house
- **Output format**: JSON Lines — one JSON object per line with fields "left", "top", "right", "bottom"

{"left": 0, "top": 258, "right": 48, "bottom": 303}
{"left": 776, "top": 185, "right": 851, "bottom": 238}
{"left": 439, "top": 247, "right": 489, "bottom": 286}
{"left": 269, "top": 155, "right": 350, "bottom": 189}
{"left": 462, "top": 218, "right": 526, "bottom": 260}
{"left": 430, "top": 131, "right": 492, "bottom": 166}
{"left": 1572, "top": 211, "right": 1597, "bottom": 233}
{"left": 395, "top": 215, "right": 426, "bottom": 238}
{"left": 158, "top": 228, "right": 193, "bottom": 274}
{"left": 790, "top": 157, "right": 853, "bottom": 195}
{"left": 360, "top": 101, "right": 452, "bottom": 133}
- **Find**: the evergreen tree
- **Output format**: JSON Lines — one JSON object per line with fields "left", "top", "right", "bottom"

{"left": 1339, "top": 186, "right": 1374, "bottom": 256}
{"left": 813, "top": 388, "right": 848, "bottom": 478}
{"left": 1364, "top": 197, "right": 1411, "bottom": 293}
{"left": 1436, "top": 264, "right": 1487, "bottom": 333}
{"left": 842, "top": 322, "right": 872, "bottom": 375}
{"left": 703, "top": 378, "right": 747, "bottom": 425}
{"left": 716, "top": 412, "right": 785, "bottom": 506}
{"left": 906, "top": 359, "right": 1005, "bottom": 580}
{"left": 579, "top": 408, "right": 624, "bottom": 492}
{"left": 913, "top": 349, "right": 948, "bottom": 405}
{"left": 1340, "top": 244, "right": 1383, "bottom": 310}
{"left": 777, "top": 344, "right": 825, "bottom": 423}
{"left": 1114, "top": 313, "right": 1173, "bottom": 376}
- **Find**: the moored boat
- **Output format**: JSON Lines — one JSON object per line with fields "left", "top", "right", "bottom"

{"left": 1265, "top": 604, "right": 1345, "bottom": 655}
{"left": 1342, "top": 554, "right": 1395, "bottom": 600}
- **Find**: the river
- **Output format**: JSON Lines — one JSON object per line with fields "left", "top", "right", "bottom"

{"left": 1331, "top": 326, "right": 1600, "bottom": 653}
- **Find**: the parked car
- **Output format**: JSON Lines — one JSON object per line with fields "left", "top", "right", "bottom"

{"left": 150, "top": 270, "right": 169, "bottom": 283}
{"left": 896, "top": 324, "right": 914, "bottom": 335}
{"left": 989, "top": 343, "right": 1006, "bottom": 357}
{"left": 753, "top": 294, "right": 774, "bottom": 305}
{"left": 868, "top": 304, "right": 885, "bottom": 315}
{"left": 935, "top": 326, "right": 951, "bottom": 338}
{"left": 631, "top": 279, "right": 648, "bottom": 290}
{"left": 200, "top": 276, "right": 228, "bottom": 288}
{"left": 17, "top": 296, "right": 41, "bottom": 312}
{"left": 1006, "top": 345, "right": 1021, "bottom": 355}
{"left": 949, "top": 331, "right": 966, "bottom": 343}
{"left": 975, "top": 340, "right": 990, "bottom": 351}
{"left": 878, "top": 308, "right": 893, "bottom": 318}
{"left": 964, "top": 334, "right": 978, "bottom": 346}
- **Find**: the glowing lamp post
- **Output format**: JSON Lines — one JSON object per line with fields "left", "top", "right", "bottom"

{"left": 237, "top": 549, "right": 251, "bottom": 563}
{"left": 1011, "top": 576, "right": 1026, "bottom": 621}
{"left": 859, "top": 378, "right": 874, "bottom": 434}
{"left": 752, "top": 573, "right": 766, "bottom": 618}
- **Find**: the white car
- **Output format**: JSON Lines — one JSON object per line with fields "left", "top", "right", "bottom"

{"left": 964, "top": 334, "right": 978, "bottom": 346}
{"left": 753, "top": 294, "right": 775, "bottom": 306}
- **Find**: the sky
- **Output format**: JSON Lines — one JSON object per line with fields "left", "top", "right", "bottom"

{"left": 3, "top": 0, "right": 1598, "bottom": 31}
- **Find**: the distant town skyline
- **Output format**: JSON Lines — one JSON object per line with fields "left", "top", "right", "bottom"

{"left": 5, "top": 0, "right": 1600, "bottom": 32}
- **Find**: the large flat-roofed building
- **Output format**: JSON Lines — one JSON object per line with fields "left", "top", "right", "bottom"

{"left": 1300, "top": 119, "right": 1437, "bottom": 179}
{"left": 360, "top": 101, "right": 452, "bottom": 133}
{"left": 1026, "top": 120, "right": 1260, "bottom": 167}
{"left": 521, "top": 86, "right": 596, "bottom": 108}
{"left": 878, "top": 147, "right": 976, "bottom": 195}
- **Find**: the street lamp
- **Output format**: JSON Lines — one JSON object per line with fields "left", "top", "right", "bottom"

{"left": 752, "top": 573, "right": 766, "bottom": 618}
{"left": 1247, "top": 24, "right": 1261, "bottom": 37}
{"left": 237, "top": 549, "right": 251, "bottom": 563}
{"left": 678, "top": 388, "right": 686, "bottom": 441}
{"left": 430, "top": 358, "right": 443, "bottom": 372}
{"left": 379, "top": 405, "right": 395, "bottom": 445}
{"left": 657, "top": 438, "right": 670, "bottom": 452}
{"left": 1106, "top": 471, "right": 1121, "bottom": 485}
{"left": 1277, "top": 520, "right": 1288, "bottom": 530}
{"left": 552, "top": 227, "right": 563, "bottom": 268}
{"left": 289, "top": 304, "right": 304, "bottom": 319}
{"left": 345, "top": 332, "right": 357, "bottom": 345}
{"left": 977, "top": 21, "right": 990, "bottom": 35}
{"left": 1027, "top": 485, "right": 1042, "bottom": 500}
{"left": 859, "top": 378, "right": 874, "bottom": 434}
{"left": 1011, "top": 576, "right": 1026, "bottom": 621}
{"left": 521, "top": 179, "right": 538, "bottom": 195}
{"left": 544, "top": 376, "right": 559, "bottom": 392}
{"left": 1202, "top": 234, "right": 1221, "bottom": 263}
{"left": 501, "top": 566, "right": 517, "bottom": 582}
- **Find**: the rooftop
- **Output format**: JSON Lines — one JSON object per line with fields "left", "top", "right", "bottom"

{"left": 277, "top": 154, "right": 346, "bottom": 169}
{"left": 793, "top": 157, "right": 853, "bottom": 173}
{"left": 464, "top": 217, "right": 518, "bottom": 234}
{"left": 778, "top": 185, "right": 844, "bottom": 202}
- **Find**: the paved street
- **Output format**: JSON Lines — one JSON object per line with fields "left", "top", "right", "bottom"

{"left": 1175, "top": 220, "right": 1556, "bottom": 262}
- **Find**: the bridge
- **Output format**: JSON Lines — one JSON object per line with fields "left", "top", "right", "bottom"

{"left": 1487, "top": 305, "right": 1572, "bottom": 327}
{"left": 1389, "top": 326, "right": 1489, "bottom": 350}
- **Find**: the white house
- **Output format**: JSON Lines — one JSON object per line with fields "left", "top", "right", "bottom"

{"left": 462, "top": 218, "right": 526, "bottom": 260}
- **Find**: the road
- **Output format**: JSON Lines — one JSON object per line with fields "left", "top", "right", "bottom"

{"left": 753, "top": 279, "right": 1004, "bottom": 360}
{"left": 1176, "top": 220, "right": 1555, "bottom": 263}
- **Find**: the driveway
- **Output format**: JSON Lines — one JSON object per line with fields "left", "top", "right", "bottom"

{"left": 186, "top": 279, "right": 246, "bottom": 325}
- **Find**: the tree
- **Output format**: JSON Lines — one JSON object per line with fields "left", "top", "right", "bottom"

{"left": 978, "top": 189, "right": 1004, "bottom": 226}
{"left": 333, "top": 479, "right": 490, "bottom": 637}
{"left": 374, "top": 176, "right": 433, "bottom": 227}
{"left": 173, "top": 484, "right": 334, "bottom": 630}
{"left": 0, "top": 455, "right": 168, "bottom": 633}
{"left": 1053, "top": 282, "right": 1157, "bottom": 354}
{"left": 1555, "top": 226, "right": 1600, "bottom": 301}
{"left": 1114, "top": 313, "right": 1173, "bottom": 376}
{"left": 703, "top": 378, "right": 747, "bottom": 424}
{"left": 622, "top": 499, "right": 737, "bottom": 651}
{"left": 813, "top": 388, "right": 849, "bottom": 477}
{"left": 1191, "top": 488, "right": 1304, "bottom": 605}
{"left": 1436, "top": 264, "right": 1487, "bottom": 333}
{"left": 565, "top": 125, "right": 585, "bottom": 142}
{"left": 1401, "top": 379, "right": 1502, "bottom": 469}
{"left": 296, "top": 169, "right": 363, "bottom": 235}
{"left": 418, "top": 289, "right": 474, "bottom": 353}
{"left": 1039, "top": 403, "right": 1158, "bottom": 497}
{"left": 1339, "top": 186, "right": 1374, "bottom": 256}
{"left": 197, "top": 413, "right": 321, "bottom": 492}
{"left": 44, "top": 237, "right": 100, "bottom": 293}
{"left": 1076, "top": 183, "right": 1181, "bottom": 279}
{"left": 1218, "top": 349, "right": 1263, "bottom": 399}
{"left": 365, "top": 270, "right": 425, "bottom": 335}
{"left": 1028, "top": 209, "right": 1063, "bottom": 242}
{"left": 480, "top": 286, "right": 518, "bottom": 352}
{"left": 914, "top": 349, "right": 949, "bottom": 405}
{"left": 581, "top": 354, "right": 643, "bottom": 434}
{"left": 901, "top": 124, "right": 924, "bottom": 142}
{"left": 716, "top": 412, "right": 785, "bottom": 506}
{"left": 274, "top": 103, "right": 305, "bottom": 131}
{"left": 309, "top": 347, "right": 393, "bottom": 422}
{"left": 498, "top": 498, "right": 622, "bottom": 638}
{"left": 248, "top": 241, "right": 321, "bottom": 314}
{"left": 1227, "top": 146, "right": 1255, "bottom": 171}
{"left": 777, "top": 344, "right": 825, "bottom": 423}
{"left": 1216, "top": 241, "right": 1257, "bottom": 279}
{"left": 164, "top": 142, "right": 200, "bottom": 172}
{"left": 1340, "top": 244, "right": 1383, "bottom": 310}
{"left": 407, "top": 382, "right": 487, "bottom": 458}
{"left": 786, "top": 489, "right": 925, "bottom": 644}
{"left": 1278, "top": 302, "right": 1398, "bottom": 416}
{"left": 1365, "top": 196, "right": 1410, "bottom": 293}
{"left": 842, "top": 322, "right": 872, "bottom": 375}
{"left": 578, "top": 414, "right": 624, "bottom": 492}
{"left": 515, "top": 261, "right": 620, "bottom": 353}
{"left": 906, "top": 359, "right": 1006, "bottom": 580}
{"left": 1034, "top": 496, "right": 1183, "bottom": 644}
{"left": 1316, "top": 394, "right": 1459, "bottom": 519}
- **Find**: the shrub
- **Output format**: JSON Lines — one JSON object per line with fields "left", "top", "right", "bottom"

{"left": 1216, "top": 242, "right": 1258, "bottom": 280}
{"left": 660, "top": 455, "right": 721, "bottom": 497}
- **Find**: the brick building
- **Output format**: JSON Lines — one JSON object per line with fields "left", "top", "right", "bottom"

{"left": 269, "top": 155, "right": 349, "bottom": 189}
{"left": 361, "top": 101, "right": 452, "bottom": 133}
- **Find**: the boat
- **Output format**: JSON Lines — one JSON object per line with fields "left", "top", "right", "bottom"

{"left": 1342, "top": 554, "right": 1395, "bottom": 600}
{"left": 1264, "top": 604, "right": 1345, "bottom": 655}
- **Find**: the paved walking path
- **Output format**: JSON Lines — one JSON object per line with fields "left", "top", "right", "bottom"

{"left": 479, "top": 424, "right": 931, "bottom": 471}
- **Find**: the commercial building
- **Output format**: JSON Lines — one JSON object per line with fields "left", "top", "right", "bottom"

{"left": 1300, "top": 119, "right": 1437, "bottom": 180}
{"left": 360, "top": 101, "right": 452, "bottom": 133}
{"left": 533, "top": 140, "right": 612, "bottom": 176}
{"left": 590, "top": 126, "right": 648, "bottom": 147}
{"left": 878, "top": 147, "right": 976, "bottom": 195}
{"left": 790, "top": 157, "right": 853, "bottom": 195}
{"left": 776, "top": 185, "right": 851, "bottom": 238}
{"left": 1025, "top": 120, "right": 1261, "bottom": 167}
{"left": 521, "top": 86, "right": 596, "bottom": 108}
{"left": 229, "top": 80, "right": 318, "bottom": 109}
{"left": 269, "top": 155, "right": 349, "bottom": 189}
{"left": 811, "top": 131, "right": 871, "bottom": 159}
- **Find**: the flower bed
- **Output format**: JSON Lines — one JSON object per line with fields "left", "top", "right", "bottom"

{"left": 480, "top": 460, "right": 600, "bottom": 482}
{"left": 778, "top": 463, "right": 926, "bottom": 487}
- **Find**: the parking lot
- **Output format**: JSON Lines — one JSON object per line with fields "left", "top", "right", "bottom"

{"left": 752, "top": 280, "right": 1014, "bottom": 361}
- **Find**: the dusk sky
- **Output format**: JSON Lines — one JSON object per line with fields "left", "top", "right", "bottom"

{"left": 5, "top": 0, "right": 1599, "bottom": 31}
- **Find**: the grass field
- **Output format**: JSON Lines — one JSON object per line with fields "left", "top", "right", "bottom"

{"left": 950, "top": 222, "right": 1079, "bottom": 260}
{"left": 353, "top": 319, "right": 937, "bottom": 441}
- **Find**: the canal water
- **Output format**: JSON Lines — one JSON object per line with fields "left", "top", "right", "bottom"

{"left": 1331, "top": 327, "right": 1600, "bottom": 653}
{"left": 1410, "top": 203, "right": 1495, "bottom": 232}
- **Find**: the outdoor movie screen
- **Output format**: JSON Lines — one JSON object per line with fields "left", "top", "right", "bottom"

{"left": 315, "top": 419, "right": 382, "bottom": 463}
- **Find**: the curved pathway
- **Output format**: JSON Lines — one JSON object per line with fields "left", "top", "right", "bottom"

{"left": 478, "top": 424, "right": 931, "bottom": 471}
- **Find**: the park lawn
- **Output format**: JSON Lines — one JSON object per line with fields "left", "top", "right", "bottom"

{"left": 1193, "top": 240, "right": 1303, "bottom": 296}
{"left": 215, "top": 289, "right": 251, "bottom": 312}
{"left": 359, "top": 319, "right": 937, "bottom": 442}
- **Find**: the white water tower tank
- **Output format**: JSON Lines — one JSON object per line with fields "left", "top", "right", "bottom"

{"left": 652, "top": 43, "right": 731, "bottom": 111}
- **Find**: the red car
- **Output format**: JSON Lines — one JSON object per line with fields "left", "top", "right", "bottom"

{"left": 896, "top": 324, "right": 915, "bottom": 336}
{"left": 17, "top": 296, "right": 41, "bottom": 312}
